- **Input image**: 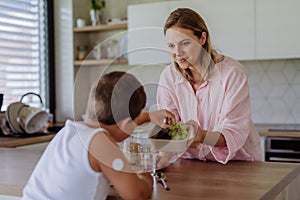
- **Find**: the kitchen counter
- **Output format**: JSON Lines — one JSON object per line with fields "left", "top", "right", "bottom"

{"left": 256, "top": 124, "right": 300, "bottom": 138}
{"left": 0, "top": 124, "right": 63, "bottom": 148}
{"left": 0, "top": 134, "right": 55, "bottom": 148}
{"left": 0, "top": 147, "right": 299, "bottom": 199}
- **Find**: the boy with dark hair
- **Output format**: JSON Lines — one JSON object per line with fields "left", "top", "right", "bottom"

{"left": 22, "top": 71, "right": 173, "bottom": 200}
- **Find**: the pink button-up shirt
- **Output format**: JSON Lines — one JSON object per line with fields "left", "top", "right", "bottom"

{"left": 157, "top": 56, "right": 262, "bottom": 164}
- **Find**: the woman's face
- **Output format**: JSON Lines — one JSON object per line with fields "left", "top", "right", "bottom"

{"left": 165, "top": 26, "right": 206, "bottom": 70}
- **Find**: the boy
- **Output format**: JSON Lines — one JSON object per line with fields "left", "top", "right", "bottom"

{"left": 22, "top": 71, "right": 168, "bottom": 200}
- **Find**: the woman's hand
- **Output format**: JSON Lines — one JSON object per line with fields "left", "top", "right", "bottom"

{"left": 156, "top": 152, "right": 172, "bottom": 169}
{"left": 186, "top": 120, "right": 203, "bottom": 149}
{"left": 149, "top": 109, "right": 176, "bottom": 129}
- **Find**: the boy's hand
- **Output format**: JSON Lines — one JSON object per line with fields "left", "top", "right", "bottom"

{"left": 137, "top": 172, "right": 153, "bottom": 189}
{"left": 149, "top": 109, "right": 175, "bottom": 129}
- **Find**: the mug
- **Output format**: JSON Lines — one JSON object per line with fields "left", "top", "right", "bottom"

{"left": 76, "top": 18, "right": 86, "bottom": 28}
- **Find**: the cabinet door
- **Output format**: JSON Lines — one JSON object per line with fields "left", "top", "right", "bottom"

{"left": 127, "top": 2, "right": 171, "bottom": 65}
{"left": 169, "top": 0, "right": 256, "bottom": 61}
{"left": 256, "top": 0, "right": 300, "bottom": 59}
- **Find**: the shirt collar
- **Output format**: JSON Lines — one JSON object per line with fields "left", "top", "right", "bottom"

{"left": 173, "top": 67, "right": 215, "bottom": 86}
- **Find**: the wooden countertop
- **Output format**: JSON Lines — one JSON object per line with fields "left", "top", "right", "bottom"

{"left": 0, "top": 134, "right": 55, "bottom": 148}
{"left": 0, "top": 147, "right": 299, "bottom": 199}
{"left": 0, "top": 124, "right": 63, "bottom": 148}
{"left": 255, "top": 124, "right": 300, "bottom": 138}
{"left": 154, "top": 159, "right": 300, "bottom": 200}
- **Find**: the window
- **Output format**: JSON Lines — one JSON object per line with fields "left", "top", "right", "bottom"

{"left": 0, "top": 0, "right": 52, "bottom": 111}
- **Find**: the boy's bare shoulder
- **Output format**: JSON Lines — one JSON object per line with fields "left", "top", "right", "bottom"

{"left": 90, "top": 130, "right": 118, "bottom": 149}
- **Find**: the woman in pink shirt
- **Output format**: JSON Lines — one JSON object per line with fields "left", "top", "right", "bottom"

{"left": 157, "top": 8, "right": 261, "bottom": 164}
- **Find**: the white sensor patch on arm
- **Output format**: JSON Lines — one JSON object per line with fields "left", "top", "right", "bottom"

{"left": 112, "top": 158, "right": 124, "bottom": 171}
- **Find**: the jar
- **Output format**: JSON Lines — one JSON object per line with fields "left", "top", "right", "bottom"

{"left": 119, "top": 129, "right": 156, "bottom": 172}
{"left": 77, "top": 45, "right": 88, "bottom": 60}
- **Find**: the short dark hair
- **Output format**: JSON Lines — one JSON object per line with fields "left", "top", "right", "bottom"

{"left": 86, "top": 71, "right": 146, "bottom": 125}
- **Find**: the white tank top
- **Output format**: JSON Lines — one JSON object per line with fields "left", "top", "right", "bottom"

{"left": 22, "top": 120, "right": 110, "bottom": 200}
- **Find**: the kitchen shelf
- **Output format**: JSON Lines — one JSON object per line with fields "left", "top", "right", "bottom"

{"left": 74, "top": 23, "right": 127, "bottom": 33}
{"left": 74, "top": 58, "right": 128, "bottom": 66}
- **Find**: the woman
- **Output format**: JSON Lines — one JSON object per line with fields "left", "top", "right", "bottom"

{"left": 157, "top": 8, "right": 261, "bottom": 164}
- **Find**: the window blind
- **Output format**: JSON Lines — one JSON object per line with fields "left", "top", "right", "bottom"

{"left": 0, "top": 0, "right": 48, "bottom": 110}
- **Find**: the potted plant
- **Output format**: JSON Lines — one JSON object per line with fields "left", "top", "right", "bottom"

{"left": 90, "top": 0, "right": 105, "bottom": 26}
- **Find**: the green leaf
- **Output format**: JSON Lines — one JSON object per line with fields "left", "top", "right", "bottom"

{"left": 91, "top": 0, "right": 105, "bottom": 10}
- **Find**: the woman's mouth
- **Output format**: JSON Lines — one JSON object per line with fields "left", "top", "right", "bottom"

{"left": 178, "top": 58, "right": 188, "bottom": 63}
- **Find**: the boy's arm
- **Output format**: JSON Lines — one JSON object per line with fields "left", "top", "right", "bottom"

{"left": 100, "top": 161, "right": 153, "bottom": 200}
{"left": 134, "top": 110, "right": 176, "bottom": 128}
{"left": 134, "top": 112, "right": 150, "bottom": 125}
{"left": 88, "top": 132, "right": 153, "bottom": 200}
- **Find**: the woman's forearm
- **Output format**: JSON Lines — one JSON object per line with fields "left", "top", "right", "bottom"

{"left": 203, "top": 130, "right": 227, "bottom": 147}
{"left": 191, "top": 129, "right": 227, "bottom": 148}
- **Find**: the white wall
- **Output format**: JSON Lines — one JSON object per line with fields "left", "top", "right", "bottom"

{"left": 54, "top": 0, "right": 74, "bottom": 122}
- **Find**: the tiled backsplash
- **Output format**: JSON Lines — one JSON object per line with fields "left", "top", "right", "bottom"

{"left": 242, "top": 59, "right": 300, "bottom": 124}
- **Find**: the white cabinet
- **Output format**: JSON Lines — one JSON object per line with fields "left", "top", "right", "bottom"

{"left": 128, "top": 2, "right": 171, "bottom": 65}
{"left": 168, "top": 0, "right": 256, "bottom": 61}
{"left": 256, "top": 0, "right": 300, "bottom": 59}
{"left": 128, "top": 0, "right": 256, "bottom": 65}
{"left": 128, "top": 0, "right": 300, "bottom": 64}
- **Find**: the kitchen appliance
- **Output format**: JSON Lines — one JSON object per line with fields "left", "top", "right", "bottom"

{"left": 265, "top": 137, "right": 300, "bottom": 163}
{"left": 0, "top": 93, "right": 3, "bottom": 111}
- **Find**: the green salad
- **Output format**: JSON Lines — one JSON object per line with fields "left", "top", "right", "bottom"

{"left": 168, "top": 123, "right": 189, "bottom": 140}
{"left": 151, "top": 123, "right": 189, "bottom": 140}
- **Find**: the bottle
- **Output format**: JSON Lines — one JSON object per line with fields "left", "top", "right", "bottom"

{"left": 106, "top": 39, "right": 119, "bottom": 58}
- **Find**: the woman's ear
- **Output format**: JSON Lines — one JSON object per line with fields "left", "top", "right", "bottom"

{"left": 200, "top": 31, "right": 207, "bottom": 45}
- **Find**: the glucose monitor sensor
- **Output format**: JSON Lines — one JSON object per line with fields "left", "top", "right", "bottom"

{"left": 112, "top": 158, "right": 124, "bottom": 171}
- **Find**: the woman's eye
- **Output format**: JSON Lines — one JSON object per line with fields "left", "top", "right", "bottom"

{"left": 181, "top": 41, "right": 190, "bottom": 46}
{"left": 168, "top": 44, "right": 175, "bottom": 49}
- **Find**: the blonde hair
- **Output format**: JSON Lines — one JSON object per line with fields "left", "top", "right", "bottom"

{"left": 164, "top": 8, "right": 223, "bottom": 82}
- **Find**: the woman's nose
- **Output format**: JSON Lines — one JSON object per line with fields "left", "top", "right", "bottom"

{"left": 174, "top": 46, "right": 183, "bottom": 57}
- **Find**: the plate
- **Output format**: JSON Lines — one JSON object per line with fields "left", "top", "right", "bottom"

{"left": 6, "top": 102, "right": 27, "bottom": 134}
{"left": 149, "top": 124, "right": 194, "bottom": 152}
